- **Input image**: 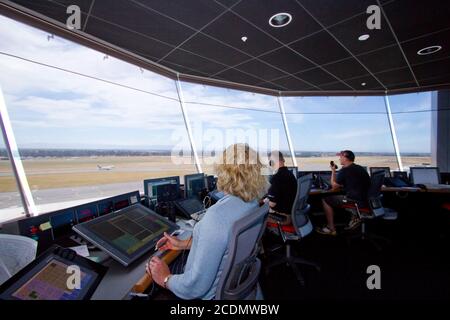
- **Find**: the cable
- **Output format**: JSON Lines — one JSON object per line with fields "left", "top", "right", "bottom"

{"left": 2, "top": 52, "right": 446, "bottom": 116}
{"left": 202, "top": 195, "right": 211, "bottom": 209}
{"left": 0, "top": 51, "right": 179, "bottom": 102}
{"left": 183, "top": 101, "right": 280, "bottom": 114}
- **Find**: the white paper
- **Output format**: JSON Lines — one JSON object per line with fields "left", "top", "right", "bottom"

{"left": 130, "top": 196, "right": 138, "bottom": 204}
{"left": 70, "top": 245, "right": 90, "bottom": 257}
{"left": 0, "top": 234, "right": 37, "bottom": 285}
{"left": 0, "top": 259, "right": 11, "bottom": 286}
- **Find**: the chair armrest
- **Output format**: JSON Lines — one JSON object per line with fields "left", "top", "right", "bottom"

{"left": 276, "top": 222, "right": 287, "bottom": 243}
{"left": 342, "top": 197, "right": 357, "bottom": 204}
{"left": 268, "top": 212, "right": 288, "bottom": 223}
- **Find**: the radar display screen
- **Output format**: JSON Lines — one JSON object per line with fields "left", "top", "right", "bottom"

{"left": 73, "top": 204, "right": 179, "bottom": 266}
{"left": 0, "top": 246, "right": 106, "bottom": 300}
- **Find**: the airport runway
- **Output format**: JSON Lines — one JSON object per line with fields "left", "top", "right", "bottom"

{"left": 0, "top": 181, "right": 143, "bottom": 211}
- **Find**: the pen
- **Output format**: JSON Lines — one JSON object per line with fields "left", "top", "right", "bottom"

{"left": 155, "top": 230, "right": 181, "bottom": 250}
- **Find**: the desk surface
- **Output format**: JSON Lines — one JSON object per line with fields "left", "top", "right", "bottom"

{"left": 310, "top": 185, "right": 450, "bottom": 195}
{"left": 309, "top": 188, "right": 340, "bottom": 195}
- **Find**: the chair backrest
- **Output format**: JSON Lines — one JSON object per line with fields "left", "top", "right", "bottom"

{"left": 367, "top": 171, "right": 385, "bottom": 217}
{"left": 215, "top": 203, "right": 269, "bottom": 300}
{"left": 0, "top": 234, "right": 37, "bottom": 285}
{"left": 291, "top": 174, "right": 314, "bottom": 237}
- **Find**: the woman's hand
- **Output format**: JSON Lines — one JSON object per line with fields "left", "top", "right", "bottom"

{"left": 155, "top": 232, "right": 190, "bottom": 251}
{"left": 146, "top": 256, "right": 170, "bottom": 288}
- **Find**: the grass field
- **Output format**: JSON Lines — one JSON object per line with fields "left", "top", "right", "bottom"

{"left": 0, "top": 155, "right": 432, "bottom": 192}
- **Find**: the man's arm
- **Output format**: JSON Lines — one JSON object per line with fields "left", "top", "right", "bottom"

{"left": 267, "top": 177, "right": 280, "bottom": 210}
{"left": 331, "top": 166, "right": 342, "bottom": 189}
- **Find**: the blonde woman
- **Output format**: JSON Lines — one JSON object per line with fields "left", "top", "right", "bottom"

{"left": 147, "top": 143, "right": 267, "bottom": 300}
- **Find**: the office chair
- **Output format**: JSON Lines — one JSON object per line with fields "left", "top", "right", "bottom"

{"left": 341, "top": 170, "right": 390, "bottom": 251}
{"left": 215, "top": 203, "right": 269, "bottom": 300}
{"left": 265, "top": 174, "right": 320, "bottom": 286}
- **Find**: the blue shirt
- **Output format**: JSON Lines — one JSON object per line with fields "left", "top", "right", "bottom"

{"left": 167, "top": 194, "right": 258, "bottom": 300}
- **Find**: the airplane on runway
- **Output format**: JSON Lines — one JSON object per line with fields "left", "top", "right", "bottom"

{"left": 97, "top": 165, "right": 115, "bottom": 171}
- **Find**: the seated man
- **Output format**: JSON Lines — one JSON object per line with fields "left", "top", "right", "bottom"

{"left": 265, "top": 151, "right": 297, "bottom": 226}
{"left": 316, "top": 150, "right": 371, "bottom": 236}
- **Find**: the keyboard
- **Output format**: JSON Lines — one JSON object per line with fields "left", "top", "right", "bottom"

{"left": 191, "top": 211, "right": 206, "bottom": 221}
{"left": 174, "top": 198, "right": 205, "bottom": 219}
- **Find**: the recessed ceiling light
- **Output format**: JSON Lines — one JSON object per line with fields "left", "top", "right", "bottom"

{"left": 358, "top": 34, "right": 370, "bottom": 41}
{"left": 269, "top": 13, "right": 292, "bottom": 28}
{"left": 361, "top": 82, "right": 367, "bottom": 86}
{"left": 417, "top": 45, "right": 442, "bottom": 55}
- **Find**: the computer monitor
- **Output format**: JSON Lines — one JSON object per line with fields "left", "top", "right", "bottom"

{"left": 73, "top": 204, "right": 179, "bottom": 266}
{"left": 76, "top": 204, "right": 99, "bottom": 224}
{"left": 206, "top": 175, "right": 218, "bottom": 191}
{"left": 184, "top": 173, "right": 206, "bottom": 199}
{"left": 144, "top": 176, "right": 180, "bottom": 207}
{"left": 318, "top": 172, "right": 332, "bottom": 189}
{"left": 97, "top": 199, "right": 114, "bottom": 216}
{"left": 49, "top": 209, "right": 76, "bottom": 240}
{"left": 393, "top": 171, "right": 408, "bottom": 180}
{"left": 410, "top": 167, "right": 441, "bottom": 184}
{"left": 287, "top": 167, "right": 299, "bottom": 178}
{"left": 14, "top": 191, "right": 142, "bottom": 254}
{"left": 370, "top": 167, "right": 391, "bottom": 178}
{"left": 441, "top": 172, "right": 450, "bottom": 185}
{"left": 0, "top": 245, "right": 106, "bottom": 300}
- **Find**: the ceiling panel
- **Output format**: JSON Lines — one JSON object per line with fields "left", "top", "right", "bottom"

{"left": 357, "top": 45, "right": 407, "bottom": 74}
{"left": 327, "top": 13, "right": 397, "bottom": 56}
{"left": 202, "top": 11, "right": 283, "bottom": 57}
{"left": 298, "top": 0, "right": 380, "bottom": 27}
{"left": 288, "top": 30, "right": 351, "bottom": 65}
{"left": 343, "top": 74, "right": 383, "bottom": 90}
{"left": 89, "top": 0, "right": 195, "bottom": 46}
{"left": 235, "top": 60, "right": 288, "bottom": 81}
{"left": 12, "top": 0, "right": 91, "bottom": 23}
{"left": 295, "top": 67, "right": 345, "bottom": 87}
{"left": 419, "top": 74, "right": 450, "bottom": 87}
{"left": 319, "top": 82, "right": 354, "bottom": 91}
{"left": 162, "top": 49, "right": 227, "bottom": 75}
{"left": 130, "top": 0, "right": 226, "bottom": 29}
{"left": 322, "top": 57, "right": 369, "bottom": 80}
{"left": 271, "top": 76, "right": 315, "bottom": 91}
{"left": 401, "top": 29, "right": 450, "bottom": 66}
{"left": 180, "top": 33, "right": 251, "bottom": 66}
{"left": 413, "top": 57, "right": 450, "bottom": 80}
{"left": 375, "top": 67, "right": 415, "bottom": 87}
{"left": 259, "top": 47, "right": 316, "bottom": 74}
{"left": 85, "top": 17, "right": 174, "bottom": 60}
{"left": 382, "top": 0, "right": 450, "bottom": 42}
{"left": 230, "top": 0, "right": 323, "bottom": 44}
{"left": 210, "top": 68, "right": 264, "bottom": 86}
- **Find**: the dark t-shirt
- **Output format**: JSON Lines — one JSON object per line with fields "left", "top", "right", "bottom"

{"left": 267, "top": 167, "right": 297, "bottom": 214}
{"left": 336, "top": 163, "right": 371, "bottom": 204}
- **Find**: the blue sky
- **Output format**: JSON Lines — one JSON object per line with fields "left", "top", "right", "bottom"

{"left": 0, "top": 15, "right": 432, "bottom": 154}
